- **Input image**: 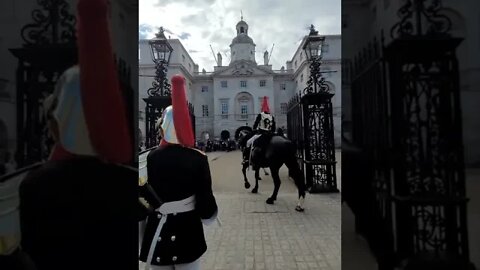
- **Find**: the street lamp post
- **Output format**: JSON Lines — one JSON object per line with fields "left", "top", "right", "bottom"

{"left": 143, "top": 27, "right": 173, "bottom": 149}
{"left": 302, "top": 25, "right": 338, "bottom": 193}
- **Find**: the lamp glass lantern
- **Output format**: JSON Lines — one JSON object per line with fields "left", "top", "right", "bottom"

{"left": 149, "top": 28, "right": 173, "bottom": 64}
{"left": 303, "top": 35, "right": 324, "bottom": 60}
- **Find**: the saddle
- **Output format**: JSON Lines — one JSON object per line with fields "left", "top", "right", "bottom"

{"left": 249, "top": 133, "right": 273, "bottom": 168}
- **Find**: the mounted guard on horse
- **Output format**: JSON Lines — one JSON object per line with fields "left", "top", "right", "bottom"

{"left": 243, "top": 96, "right": 276, "bottom": 169}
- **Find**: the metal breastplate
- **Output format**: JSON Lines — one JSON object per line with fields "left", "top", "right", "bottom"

{"left": 259, "top": 113, "right": 273, "bottom": 131}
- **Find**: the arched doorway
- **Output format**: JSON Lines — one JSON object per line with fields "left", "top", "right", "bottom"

{"left": 201, "top": 131, "right": 211, "bottom": 141}
{"left": 220, "top": 130, "right": 230, "bottom": 140}
{"left": 235, "top": 125, "right": 253, "bottom": 140}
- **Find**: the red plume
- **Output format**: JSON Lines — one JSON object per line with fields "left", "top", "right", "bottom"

{"left": 76, "top": 0, "right": 132, "bottom": 163}
{"left": 261, "top": 96, "right": 270, "bottom": 113}
{"left": 171, "top": 75, "right": 195, "bottom": 147}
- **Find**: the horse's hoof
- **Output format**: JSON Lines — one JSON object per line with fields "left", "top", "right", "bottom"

{"left": 258, "top": 177, "right": 262, "bottom": 181}
{"left": 266, "top": 198, "right": 275, "bottom": 204}
{"left": 244, "top": 182, "right": 250, "bottom": 189}
{"left": 295, "top": 206, "right": 305, "bottom": 212}
{"left": 252, "top": 188, "right": 258, "bottom": 194}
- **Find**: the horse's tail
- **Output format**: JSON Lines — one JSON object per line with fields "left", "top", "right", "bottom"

{"left": 284, "top": 140, "right": 306, "bottom": 198}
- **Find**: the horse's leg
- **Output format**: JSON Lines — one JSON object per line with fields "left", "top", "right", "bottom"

{"left": 285, "top": 157, "right": 306, "bottom": 212}
{"left": 242, "top": 162, "right": 250, "bottom": 189}
{"left": 266, "top": 167, "right": 281, "bottom": 205}
{"left": 252, "top": 168, "right": 260, "bottom": 193}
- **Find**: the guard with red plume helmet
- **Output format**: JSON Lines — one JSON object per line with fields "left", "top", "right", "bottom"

{"left": 18, "top": 0, "right": 137, "bottom": 269}
{"left": 243, "top": 96, "right": 276, "bottom": 167}
{"left": 157, "top": 75, "right": 195, "bottom": 148}
{"left": 139, "top": 74, "right": 218, "bottom": 269}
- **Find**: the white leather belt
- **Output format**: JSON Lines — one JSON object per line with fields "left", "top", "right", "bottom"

{"left": 145, "top": 195, "right": 196, "bottom": 268}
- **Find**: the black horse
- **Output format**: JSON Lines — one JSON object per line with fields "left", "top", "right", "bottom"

{"left": 237, "top": 129, "right": 306, "bottom": 211}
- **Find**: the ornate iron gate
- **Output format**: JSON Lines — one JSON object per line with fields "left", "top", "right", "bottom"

{"left": 286, "top": 28, "right": 338, "bottom": 193}
{"left": 347, "top": 1, "right": 473, "bottom": 268}
{"left": 10, "top": 0, "right": 77, "bottom": 168}
{"left": 143, "top": 93, "right": 195, "bottom": 149}
{"left": 10, "top": 0, "right": 135, "bottom": 168}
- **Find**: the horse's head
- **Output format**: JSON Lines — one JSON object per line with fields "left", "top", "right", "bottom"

{"left": 237, "top": 129, "right": 252, "bottom": 148}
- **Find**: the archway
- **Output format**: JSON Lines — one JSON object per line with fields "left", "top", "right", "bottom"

{"left": 201, "top": 131, "right": 211, "bottom": 141}
{"left": 220, "top": 130, "right": 230, "bottom": 140}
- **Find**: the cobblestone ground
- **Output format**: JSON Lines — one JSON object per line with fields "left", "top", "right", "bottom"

{"left": 200, "top": 150, "right": 341, "bottom": 270}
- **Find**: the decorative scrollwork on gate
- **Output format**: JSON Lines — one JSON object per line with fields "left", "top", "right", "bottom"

{"left": 21, "top": 0, "right": 76, "bottom": 46}
{"left": 402, "top": 61, "right": 453, "bottom": 196}
{"left": 412, "top": 205, "right": 447, "bottom": 253}
{"left": 303, "top": 56, "right": 331, "bottom": 95}
{"left": 391, "top": 0, "right": 452, "bottom": 39}
{"left": 147, "top": 61, "right": 171, "bottom": 97}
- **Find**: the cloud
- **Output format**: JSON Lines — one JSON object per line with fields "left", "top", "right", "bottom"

{"left": 178, "top": 32, "right": 191, "bottom": 40}
{"left": 141, "top": 0, "right": 340, "bottom": 71}
{"left": 139, "top": 24, "right": 155, "bottom": 39}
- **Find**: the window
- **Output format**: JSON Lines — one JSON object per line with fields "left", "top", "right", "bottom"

{"left": 281, "top": 103, "right": 288, "bottom": 114}
{"left": 240, "top": 27, "right": 244, "bottom": 33}
{"left": 221, "top": 101, "right": 228, "bottom": 119}
{"left": 221, "top": 81, "right": 228, "bottom": 88}
{"left": 201, "top": 86, "right": 208, "bottom": 92}
{"left": 182, "top": 55, "right": 185, "bottom": 62}
{"left": 259, "top": 80, "right": 266, "bottom": 87}
{"left": 280, "top": 83, "right": 286, "bottom": 90}
{"left": 300, "top": 74, "right": 304, "bottom": 83}
{"left": 202, "top": 105, "right": 209, "bottom": 117}
{"left": 240, "top": 81, "right": 247, "bottom": 88}
{"left": 295, "top": 60, "right": 297, "bottom": 68}
{"left": 240, "top": 104, "right": 248, "bottom": 119}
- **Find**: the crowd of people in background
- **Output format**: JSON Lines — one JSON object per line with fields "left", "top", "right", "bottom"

{"left": 139, "top": 127, "right": 286, "bottom": 154}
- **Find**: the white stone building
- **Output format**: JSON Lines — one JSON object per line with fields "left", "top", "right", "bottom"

{"left": 139, "top": 18, "right": 342, "bottom": 147}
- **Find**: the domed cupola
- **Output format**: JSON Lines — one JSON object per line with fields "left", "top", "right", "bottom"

{"left": 230, "top": 16, "right": 256, "bottom": 64}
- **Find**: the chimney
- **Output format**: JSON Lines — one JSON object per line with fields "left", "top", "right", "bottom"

{"left": 264, "top": 51, "right": 269, "bottom": 65}
{"left": 194, "top": 64, "right": 199, "bottom": 73}
{"left": 217, "top": 52, "right": 222, "bottom": 66}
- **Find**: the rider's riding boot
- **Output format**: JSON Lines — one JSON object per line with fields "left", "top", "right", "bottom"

{"left": 251, "top": 146, "right": 262, "bottom": 167}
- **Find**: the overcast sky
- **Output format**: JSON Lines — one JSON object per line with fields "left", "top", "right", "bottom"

{"left": 139, "top": 0, "right": 340, "bottom": 71}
